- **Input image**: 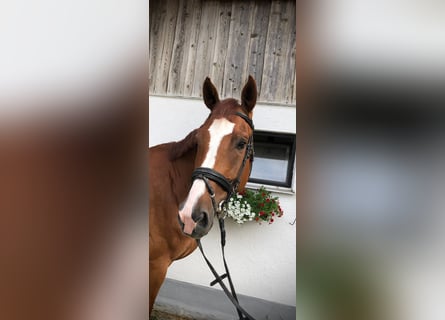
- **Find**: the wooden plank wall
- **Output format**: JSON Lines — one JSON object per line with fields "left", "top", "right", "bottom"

{"left": 149, "top": 0, "right": 296, "bottom": 105}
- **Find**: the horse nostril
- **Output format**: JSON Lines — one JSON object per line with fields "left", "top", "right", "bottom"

{"left": 200, "top": 212, "right": 209, "bottom": 227}
{"left": 193, "top": 210, "right": 209, "bottom": 227}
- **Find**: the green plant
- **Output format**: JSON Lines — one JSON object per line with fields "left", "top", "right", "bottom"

{"left": 226, "top": 186, "right": 283, "bottom": 224}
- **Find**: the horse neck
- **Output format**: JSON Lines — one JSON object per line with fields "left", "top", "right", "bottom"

{"left": 170, "top": 146, "right": 196, "bottom": 206}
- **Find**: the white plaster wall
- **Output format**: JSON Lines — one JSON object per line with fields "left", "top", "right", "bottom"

{"left": 149, "top": 95, "right": 296, "bottom": 306}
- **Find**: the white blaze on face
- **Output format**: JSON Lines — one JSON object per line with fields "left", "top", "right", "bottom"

{"left": 179, "top": 118, "right": 235, "bottom": 234}
{"left": 201, "top": 118, "right": 235, "bottom": 168}
{"left": 178, "top": 180, "right": 206, "bottom": 234}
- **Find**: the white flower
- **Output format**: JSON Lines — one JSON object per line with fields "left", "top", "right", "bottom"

{"left": 226, "top": 193, "right": 254, "bottom": 224}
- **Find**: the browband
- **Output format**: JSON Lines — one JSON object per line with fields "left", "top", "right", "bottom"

{"left": 235, "top": 112, "right": 254, "bottom": 130}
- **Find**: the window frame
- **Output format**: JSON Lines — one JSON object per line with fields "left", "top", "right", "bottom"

{"left": 246, "top": 130, "right": 296, "bottom": 193}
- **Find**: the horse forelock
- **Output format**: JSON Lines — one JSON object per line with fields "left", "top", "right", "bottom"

{"left": 210, "top": 98, "right": 242, "bottom": 117}
{"left": 169, "top": 129, "right": 198, "bottom": 160}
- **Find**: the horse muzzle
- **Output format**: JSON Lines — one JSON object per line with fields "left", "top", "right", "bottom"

{"left": 178, "top": 207, "right": 214, "bottom": 239}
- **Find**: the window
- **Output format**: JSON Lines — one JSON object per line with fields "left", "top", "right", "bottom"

{"left": 248, "top": 131, "right": 296, "bottom": 190}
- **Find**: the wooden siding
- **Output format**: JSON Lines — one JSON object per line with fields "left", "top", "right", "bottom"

{"left": 149, "top": 0, "right": 296, "bottom": 105}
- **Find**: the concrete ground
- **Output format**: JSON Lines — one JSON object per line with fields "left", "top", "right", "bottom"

{"left": 150, "top": 307, "right": 192, "bottom": 320}
{"left": 154, "top": 279, "right": 296, "bottom": 320}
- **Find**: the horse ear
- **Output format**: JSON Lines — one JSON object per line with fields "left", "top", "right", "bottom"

{"left": 203, "top": 77, "right": 220, "bottom": 110}
{"left": 241, "top": 75, "right": 257, "bottom": 113}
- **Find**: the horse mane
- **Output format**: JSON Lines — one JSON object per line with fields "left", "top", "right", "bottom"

{"left": 169, "top": 128, "right": 198, "bottom": 160}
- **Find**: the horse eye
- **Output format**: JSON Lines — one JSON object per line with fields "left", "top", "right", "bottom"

{"left": 236, "top": 140, "right": 247, "bottom": 150}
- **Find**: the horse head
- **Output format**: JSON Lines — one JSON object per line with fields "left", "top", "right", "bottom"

{"left": 178, "top": 76, "right": 257, "bottom": 239}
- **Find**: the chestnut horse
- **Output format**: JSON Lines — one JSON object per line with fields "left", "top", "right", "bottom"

{"left": 149, "top": 76, "right": 257, "bottom": 314}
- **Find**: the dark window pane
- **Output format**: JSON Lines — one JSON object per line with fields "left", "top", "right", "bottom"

{"left": 248, "top": 131, "right": 296, "bottom": 188}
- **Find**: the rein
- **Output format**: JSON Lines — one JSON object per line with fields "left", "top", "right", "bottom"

{"left": 192, "top": 111, "right": 256, "bottom": 320}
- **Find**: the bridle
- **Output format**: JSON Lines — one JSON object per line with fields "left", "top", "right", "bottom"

{"left": 190, "top": 111, "right": 257, "bottom": 320}
{"left": 191, "top": 111, "right": 254, "bottom": 218}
